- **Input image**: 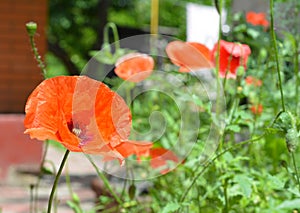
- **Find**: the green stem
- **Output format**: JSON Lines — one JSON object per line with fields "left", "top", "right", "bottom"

{"left": 223, "top": 178, "right": 229, "bottom": 213}
{"left": 47, "top": 149, "right": 70, "bottom": 213}
{"left": 269, "top": 0, "right": 285, "bottom": 112}
{"left": 65, "top": 164, "right": 73, "bottom": 196}
{"left": 179, "top": 133, "right": 265, "bottom": 205}
{"left": 29, "top": 35, "right": 47, "bottom": 77}
{"left": 215, "top": 0, "right": 224, "bottom": 150}
{"left": 120, "top": 161, "right": 129, "bottom": 200}
{"left": 103, "top": 22, "right": 120, "bottom": 51}
{"left": 85, "top": 155, "right": 122, "bottom": 204}
{"left": 294, "top": 40, "right": 299, "bottom": 116}
{"left": 30, "top": 184, "right": 34, "bottom": 213}
{"left": 34, "top": 140, "right": 50, "bottom": 213}
{"left": 291, "top": 152, "right": 300, "bottom": 192}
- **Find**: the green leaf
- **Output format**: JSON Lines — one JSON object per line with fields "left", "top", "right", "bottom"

{"left": 66, "top": 201, "right": 82, "bottom": 213}
{"left": 247, "top": 28, "right": 260, "bottom": 39}
{"left": 41, "top": 166, "right": 54, "bottom": 175}
{"left": 226, "top": 125, "right": 241, "bottom": 133}
{"left": 233, "top": 174, "right": 252, "bottom": 198}
{"left": 265, "top": 127, "right": 284, "bottom": 135}
{"left": 192, "top": 94, "right": 203, "bottom": 107}
{"left": 267, "top": 174, "right": 285, "bottom": 189}
{"left": 288, "top": 187, "right": 300, "bottom": 197}
{"left": 161, "top": 203, "right": 181, "bottom": 213}
{"left": 236, "top": 110, "right": 252, "bottom": 121}
{"left": 72, "top": 193, "right": 80, "bottom": 204}
{"left": 277, "top": 199, "right": 300, "bottom": 209}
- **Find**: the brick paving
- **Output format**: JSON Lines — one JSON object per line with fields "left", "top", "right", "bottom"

{"left": 0, "top": 145, "right": 100, "bottom": 213}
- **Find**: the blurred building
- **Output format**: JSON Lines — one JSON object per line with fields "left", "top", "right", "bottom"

{"left": 0, "top": 0, "right": 47, "bottom": 113}
{"left": 0, "top": 0, "right": 46, "bottom": 179}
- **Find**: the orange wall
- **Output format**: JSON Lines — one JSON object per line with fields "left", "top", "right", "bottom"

{"left": 0, "top": 0, "right": 47, "bottom": 113}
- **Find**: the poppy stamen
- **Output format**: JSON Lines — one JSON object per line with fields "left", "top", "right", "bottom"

{"left": 72, "top": 127, "right": 82, "bottom": 137}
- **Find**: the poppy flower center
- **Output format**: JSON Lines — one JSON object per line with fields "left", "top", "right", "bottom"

{"left": 72, "top": 127, "right": 82, "bottom": 137}
{"left": 67, "top": 119, "right": 91, "bottom": 147}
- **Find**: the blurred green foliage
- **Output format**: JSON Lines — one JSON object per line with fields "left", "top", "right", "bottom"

{"left": 43, "top": 0, "right": 300, "bottom": 212}
{"left": 47, "top": 0, "right": 233, "bottom": 75}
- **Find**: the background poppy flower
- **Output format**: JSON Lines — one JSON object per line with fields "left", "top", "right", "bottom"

{"left": 24, "top": 75, "right": 152, "bottom": 163}
{"left": 246, "top": 11, "right": 269, "bottom": 28}
{"left": 166, "top": 41, "right": 212, "bottom": 72}
{"left": 211, "top": 40, "right": 251, "bottom": 78}
{"left": 149, "top": 147, "right": 180, "bottom": 174}
{"left": 250, "top": 104, "right": 263, "bottom": 115}
{"left": 114, "top": 53, "right": 154, "bottom": 82}
{"left": 245, "top": 76, "right": 262, "bottom": 87}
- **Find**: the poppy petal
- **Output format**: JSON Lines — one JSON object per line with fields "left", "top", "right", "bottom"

{"left": 72, "top": 76, "right": 132, "bottom": 156}
{"left": 166, "top": 41, "right": 212, "bottom": 72}
{"left": 24, "top": 76, "right": 81, "bottom": 151}
{"left": 187, "top": 42, "right": 211, "bottom": 61}
{"left": 114, "top": 140, "right": 153, "bottom": 158}
{"left": 212, "top": 40, "right": 251, "bottom": 78}
{"left": 149, "top": 148, "right": 180, "bottom": 174}
{"left": 24, "top": 75, "right": 153, "bottom": 162}
{"left": 115, "top": 53, "right": 154, "bottom": 82}
{"left": 246, "top": 12, "right": 269, "bottom": 27}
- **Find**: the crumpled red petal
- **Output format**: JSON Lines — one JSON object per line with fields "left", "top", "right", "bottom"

{"left": 24, "top": 75, "right": 153, "bottom": 162}
{"left": 212, "top": 40, "right": 251, "bottom": 78}
{"left": 24, "top": 76, "right": 81, "bottom": 151}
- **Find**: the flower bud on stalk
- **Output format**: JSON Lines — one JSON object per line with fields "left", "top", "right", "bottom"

{"left": 26, "top": 22, "right": 37, "bottom": 37}
{"left": 278, "top": 111, "right": 300, "bottom": 153}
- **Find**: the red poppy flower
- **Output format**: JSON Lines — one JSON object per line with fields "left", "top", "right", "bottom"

{"left": 24, "top": 76, "right": 152, "bottom": 163}
{"left": 149, "top": 147, "right": 180, "bottom": 174}
{"left": 246, "top": 11, "right": 269, "bottom": 28}
{"left": 166, "top": 41, "right": 212, "bottom": 72}
{"left": 250, "top": 104, "right": 263, "bottom": 115}
{"left": 114, "top": 53, "right": 154, "bottom": 82}
{"left": 211, "top": 40, "right": 251, "bottom": 78}
{"left": 245, "top": 76, "right": 262, "bottom": 87}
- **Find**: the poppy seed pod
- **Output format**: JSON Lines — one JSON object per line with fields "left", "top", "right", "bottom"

{"left": 285, "top": 128, "right": 299, "bottom": 153}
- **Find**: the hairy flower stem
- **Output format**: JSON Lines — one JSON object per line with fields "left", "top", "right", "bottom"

{"left": 28, "top": 35, "right": 47, "bottom": 77}
{"left": 269, "top": 0, "right": 285, "bottom": 112}
{"left": 86, "top": 155, "right": 122, "bottom": 205}
{"left": 47, "top": 149, "right": 70, "bottom": 213}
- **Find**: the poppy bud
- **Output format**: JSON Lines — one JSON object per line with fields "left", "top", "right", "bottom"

{"left": 237, "top": 86, "right": 243, "bottom": 97}
{"left": 280, "top": 160, "right": 288, "bottom": 168}
{"left": 285, "top": 128, "right": 299, "bottom": 153}
{"left": 128, "top": 184, "right": 136, "bottom": 200}
{"left": 259, "top": 48, "right": 267, "bottom": 60}
{"left": 26, "top": 21, "right": 37, "bottom": 37}
{"left": 236, "top": 66, "right": 245, "bottom": 77}
{"left": 277, "top": 111, "right": 293, "bottom": 132}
